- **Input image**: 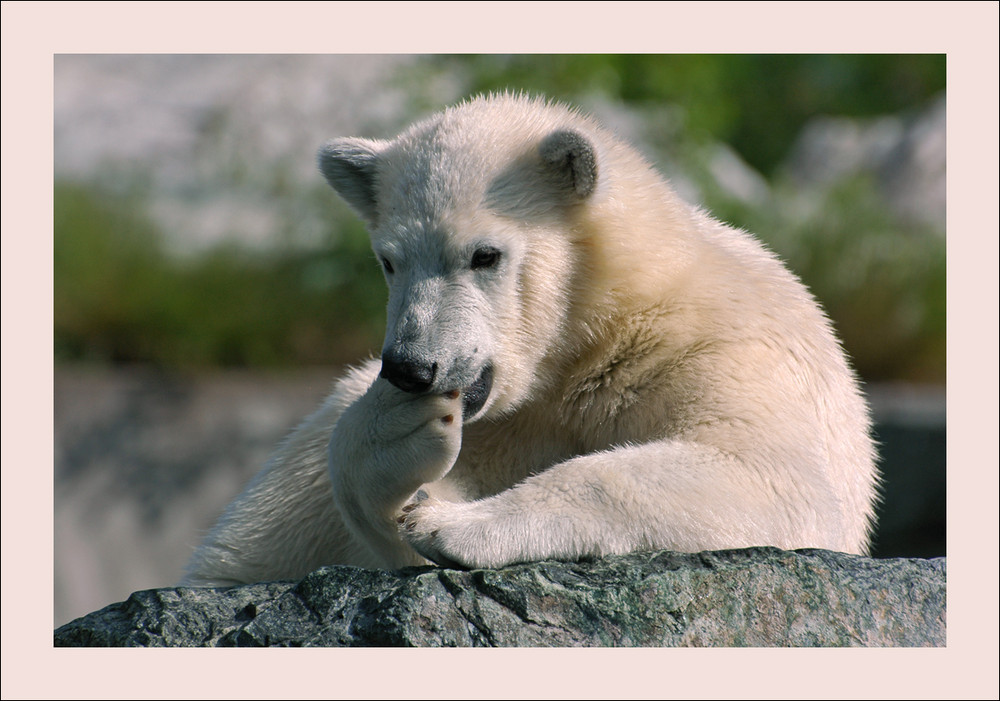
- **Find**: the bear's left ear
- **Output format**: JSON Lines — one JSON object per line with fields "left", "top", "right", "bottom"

{"left": 317, "top": 137, "right": 386, "bottom": 224}
{"left": 539, "top": 129, "right": 598, "bottom": 201}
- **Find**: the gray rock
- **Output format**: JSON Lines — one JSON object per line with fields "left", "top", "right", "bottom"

{"left": 54, "top": 547, "right": 945, "bottom": 647}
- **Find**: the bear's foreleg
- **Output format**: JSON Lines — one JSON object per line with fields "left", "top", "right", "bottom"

{"left": 328, "top": 375, "right": 464, "bottom": 568}
{"left": 399, "top": 439, "right": 820, "bottom": 568}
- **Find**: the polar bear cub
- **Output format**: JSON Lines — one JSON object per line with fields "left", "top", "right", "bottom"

{"left": 183, "top": 93, "right": 878, "bottom": 586}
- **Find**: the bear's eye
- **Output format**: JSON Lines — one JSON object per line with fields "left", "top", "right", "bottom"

{"left": 380, "top": 256, "right": 394, "bottom": 274}
{"left": 471, "top": 246, "right": 501, "bottom": 270}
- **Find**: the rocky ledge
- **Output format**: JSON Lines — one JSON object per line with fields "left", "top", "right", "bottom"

{"left": 54, "top": 547, "right": 945, "bottom": 647}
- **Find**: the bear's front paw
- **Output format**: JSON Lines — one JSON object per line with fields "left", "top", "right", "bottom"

{"left": 398, "top": 496, "right": 496, "bottom": 569}
{"left": 331, "top": 380, "right": 464, "bottom": 496}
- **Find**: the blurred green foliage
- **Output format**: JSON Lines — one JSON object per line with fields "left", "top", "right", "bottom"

{"left": 54, "top": 181, "right": 386, "bottom": 368}
{"left": 54, "top": 55, "right": 945, "bottom": 382}
{"left": 413, "top": 54, "right": 945, "bottom": 176}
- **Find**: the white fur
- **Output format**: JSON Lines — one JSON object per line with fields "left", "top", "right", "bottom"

{"left": 183, "top": 94, "right": 878, "bottom": 586}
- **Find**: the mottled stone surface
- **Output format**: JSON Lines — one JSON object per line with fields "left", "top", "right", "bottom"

{"left": 54, "top": 547, "right": 945, "bottom": 647}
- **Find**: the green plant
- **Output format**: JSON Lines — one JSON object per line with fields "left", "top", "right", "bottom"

{"left": 54, "top": 181, "right": 386, "bottom": 368}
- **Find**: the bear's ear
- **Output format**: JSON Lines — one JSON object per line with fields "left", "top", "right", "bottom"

{"left": 538, "top": 129, "right": 598, "bottom": 201}
{"left": 317, "top": 137, "right": 386, "bottom": 223}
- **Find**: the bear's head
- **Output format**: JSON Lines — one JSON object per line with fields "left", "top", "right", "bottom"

{"left": 317, "top": 94, "right": 609, "bottom": 421}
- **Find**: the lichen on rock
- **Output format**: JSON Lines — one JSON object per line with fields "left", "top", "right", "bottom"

{"left": 54, "top": 547, "right": 946, "bottom": 647}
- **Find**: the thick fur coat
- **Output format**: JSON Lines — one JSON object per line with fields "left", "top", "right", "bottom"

{"left": 183, "top": 94, "right": 878, "bottom": 586}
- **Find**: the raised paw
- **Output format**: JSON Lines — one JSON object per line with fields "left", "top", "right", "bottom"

{"left": 331, "top": 379, "right": 464, "bottom": 495}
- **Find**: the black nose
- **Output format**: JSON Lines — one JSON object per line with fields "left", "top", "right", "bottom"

{"left": 380, "top": 353, "right": 437, "bottom": 394}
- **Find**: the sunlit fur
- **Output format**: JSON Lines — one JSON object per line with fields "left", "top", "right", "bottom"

{"left": 183, "top": 94, "right": 878, "bottom": 585}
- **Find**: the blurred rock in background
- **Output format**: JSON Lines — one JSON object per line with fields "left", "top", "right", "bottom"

{"left": 54, "top": 366, "right": 334, "bottom": 626}
{"left": 55, "top": 55, "right": 423, "bottom": 255}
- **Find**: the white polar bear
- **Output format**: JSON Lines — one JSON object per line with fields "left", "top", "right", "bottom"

{"left": 183, "top": 93, "right": 878, "bottom": 586}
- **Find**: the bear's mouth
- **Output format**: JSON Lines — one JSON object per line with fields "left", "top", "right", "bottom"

{"left": 461, "top": 364, "right": 494, "bottom": 421}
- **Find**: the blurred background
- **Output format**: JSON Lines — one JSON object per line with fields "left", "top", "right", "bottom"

{"left": 54, "top": 54, "right": 946, "bottom": 627}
